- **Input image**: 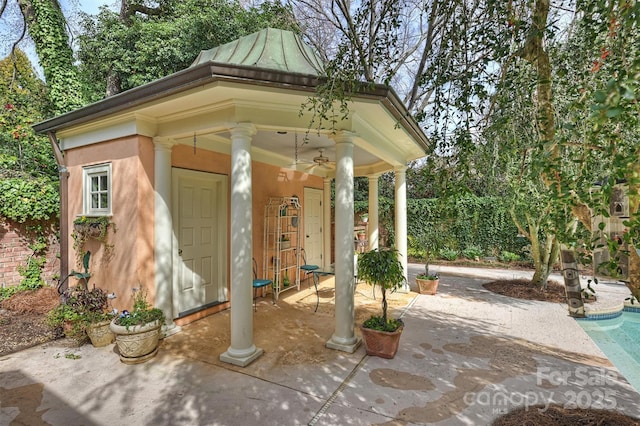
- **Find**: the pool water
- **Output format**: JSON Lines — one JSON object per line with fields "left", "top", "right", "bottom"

{"left": 578, "top": 310, "right": 640, "bottom": 393}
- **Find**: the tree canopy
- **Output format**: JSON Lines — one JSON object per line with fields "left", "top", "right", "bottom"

{"left": 2, "top": 0, "right": 639, "bottom": 296}
{"left": 76, "top": 0, "right": 298, "bottom": 101}
{"left": 0, "top": 0, "right": 299, "bottom": 220}
{"left": 301, "top": 0, "right": 639, "bottom": 292}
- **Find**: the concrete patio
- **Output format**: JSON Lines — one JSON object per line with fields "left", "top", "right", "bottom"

{"left": 1, "top": 263, "right": 639, "bottom": 425}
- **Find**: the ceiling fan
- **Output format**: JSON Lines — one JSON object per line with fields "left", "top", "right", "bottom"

{"left": 305, "top": 149, "right": 335, "bottom": 172}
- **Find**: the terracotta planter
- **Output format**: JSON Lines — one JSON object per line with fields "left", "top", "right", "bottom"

{"left": 110, "top": 319, "right": 162, "bottom": 364}
{"left": 62, "top": 321, "right": 88, "bottom": 346}
{"left": 86, "top": 320, "right": 115, "bottom": 347}
{"left": 360, "top": 324, "right": 403, "bottom": 359}
{"left": 416, "top": 277, "right": 439, "bottom": 295}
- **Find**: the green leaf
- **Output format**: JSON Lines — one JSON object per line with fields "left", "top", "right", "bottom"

{"left": 593, "top": 91, "right": 607, "bottom": 103}
{"left": 605, "top": 108, "right": 622, "bottom": 118}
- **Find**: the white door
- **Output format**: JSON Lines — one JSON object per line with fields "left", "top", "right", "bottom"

{"left": 172, "top": 168, "right": 228, "bottom": 316}
{"left": 303, "top": 187, "right": 323, "bottom": 267}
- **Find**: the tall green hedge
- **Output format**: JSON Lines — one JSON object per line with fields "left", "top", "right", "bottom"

{"left": 356, "top": 194, "right": 525, "bottom": 258}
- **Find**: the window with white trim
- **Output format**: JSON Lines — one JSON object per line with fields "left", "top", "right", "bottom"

{"left": 83, "top": 163, "right": 112, "bottom": 215}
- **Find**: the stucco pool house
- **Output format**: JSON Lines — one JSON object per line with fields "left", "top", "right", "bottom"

{"left": 35, "top": 29, "right": 428, "bottom": 366}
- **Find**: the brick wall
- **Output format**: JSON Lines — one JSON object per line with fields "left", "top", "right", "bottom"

{"left": 0, "top": 218, "right": 60, "bottom": 288}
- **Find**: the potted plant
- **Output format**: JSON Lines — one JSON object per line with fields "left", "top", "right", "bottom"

{"left": 280, "top": 234, "right": 291, "bottom": 249}
{"left": 46, "top": 283, "right": 115, "bottom": 346}
{"left": 357, "top": 248, "right": 406, "bottom": 359}
{"left": 70, "top": 284, "right": 115, "bottom": 347}
{"left": 71, "top": 216, "right": 116, "bottom": 266}
{"left": 361, "top": 213, "right": 369, "bottom": 223}
{"left": 414, "top": 228, "right": 443, "bottom": 293}
{"left": 110, "top": 286, "right": 165, "bottom": 364}
{"left": 46, "top": 303, "right": 88, "bottom": 346}
{"left": 85, "top": 311, "right": 116, "bottom": 347}
{"left": 416, "top": 273, "right": 440, "bottom": 295}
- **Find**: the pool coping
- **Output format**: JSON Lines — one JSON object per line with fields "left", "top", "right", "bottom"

{"left": 578, "top": 303, "right": 640, "bottom": 321}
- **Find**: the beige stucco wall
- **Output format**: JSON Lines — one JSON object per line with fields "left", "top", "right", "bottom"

{"left": 65, "top": 138, "right": 322, "bottom": 314}
{"left": 252, "top": 159, "right": 323, "bottom": 275}
{"left": 66, "top": 136, "right": 155, "bottom": 311}
{"left": 172, "top": 144, "right": 323, "bottom": 287}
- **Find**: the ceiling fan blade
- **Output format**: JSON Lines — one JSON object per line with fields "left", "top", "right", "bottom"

{"left": 322, "top": 162, "right": 335, "bottom": 170}
{"left": 286, "top": 158, "right": 314, "bottom": 170}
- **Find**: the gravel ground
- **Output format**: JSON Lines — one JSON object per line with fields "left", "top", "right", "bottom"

{"left": 0, "top": 310, "right": 59, "bottom": 356}
{"left": 0, "top": 287, "right": 61, "bottom": 357}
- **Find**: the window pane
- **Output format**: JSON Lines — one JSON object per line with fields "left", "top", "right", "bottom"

{"left": 84, "top": 165, "right": 111, "bottom": 215}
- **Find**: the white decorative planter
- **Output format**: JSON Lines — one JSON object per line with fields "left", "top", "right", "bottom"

{"left": 86, "top": 320, "right": 115, "bottom": 347}
{"left": 110, "top": 319, "right": 161, "bottom": 364}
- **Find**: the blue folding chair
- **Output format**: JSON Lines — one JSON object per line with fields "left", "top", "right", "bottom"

{"left": 253, "top": 258, "right": 273, "bottom": 311}
{"left": 299, "top": 248, "right": 319, "bottom": 288}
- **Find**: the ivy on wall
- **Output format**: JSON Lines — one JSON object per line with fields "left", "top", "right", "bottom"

{"left": 0, "top": 178, "right": 59, "bottom": 223}
{"left": 356, "top": 194, "right": 525, "bottom": 259}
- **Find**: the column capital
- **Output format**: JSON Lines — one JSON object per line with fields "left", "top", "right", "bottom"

{"left": 367, "top": 173, "right": 383, "bottom": 180}
{"left": 228, "top": 122, "right": 257, "bottom": 138}
{"left": 330, "top": 130, "right": 356, "bottom": 145}
{"left": 153, "top": 137, "right": 176, "bottom": 151}
{"left": 394, "top": 165, "right": 408, "bottom": 174}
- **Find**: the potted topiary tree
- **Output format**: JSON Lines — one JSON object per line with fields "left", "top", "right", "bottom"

{"left": 357, "top": 248, "right": 406, "bottom": 359}
{"left": 416, "top": 272, "right": 440, "bottom": 295}
{"left": 414, "top": 228, "right": 443, "bottom": 294}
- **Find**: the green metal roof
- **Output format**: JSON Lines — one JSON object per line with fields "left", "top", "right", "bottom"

{"left": 190, "top": 28, "right": 324, "bottom": 75}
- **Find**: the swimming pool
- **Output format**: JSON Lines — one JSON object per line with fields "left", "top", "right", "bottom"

{"left": 578, "top": 308, "right": 640, "bottom": 393}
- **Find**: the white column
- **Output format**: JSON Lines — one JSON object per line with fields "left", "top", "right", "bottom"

{"left": 153, "top": 139, "right": 179, "bottom": 335}
{"left": 326, "top": 132, "right": 361, "bottom": 353}
{"left": 220, "top": 123, "right": 263, "bottom": 367}
{"left": 368, "top": 174, "right": 381, "bottom": 251}
{"left": 395, "top": 166, "right": 409, "bottom": 291}
{"left": 323, "top": 177, "right": 332, "bottom": 270}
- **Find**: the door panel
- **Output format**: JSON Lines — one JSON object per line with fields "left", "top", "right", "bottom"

{"left": 172, "top": 169, "right": 228, "bottom": 315}
{"left": 304, "top": 187, "right": 323, "bottom": 267}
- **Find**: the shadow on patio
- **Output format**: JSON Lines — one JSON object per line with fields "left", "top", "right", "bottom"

{"left": 3, "top": 265, "right": 638, "bottom": 424}
{"left": 161, "top": 276, "right": 416, "bottom": 396}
